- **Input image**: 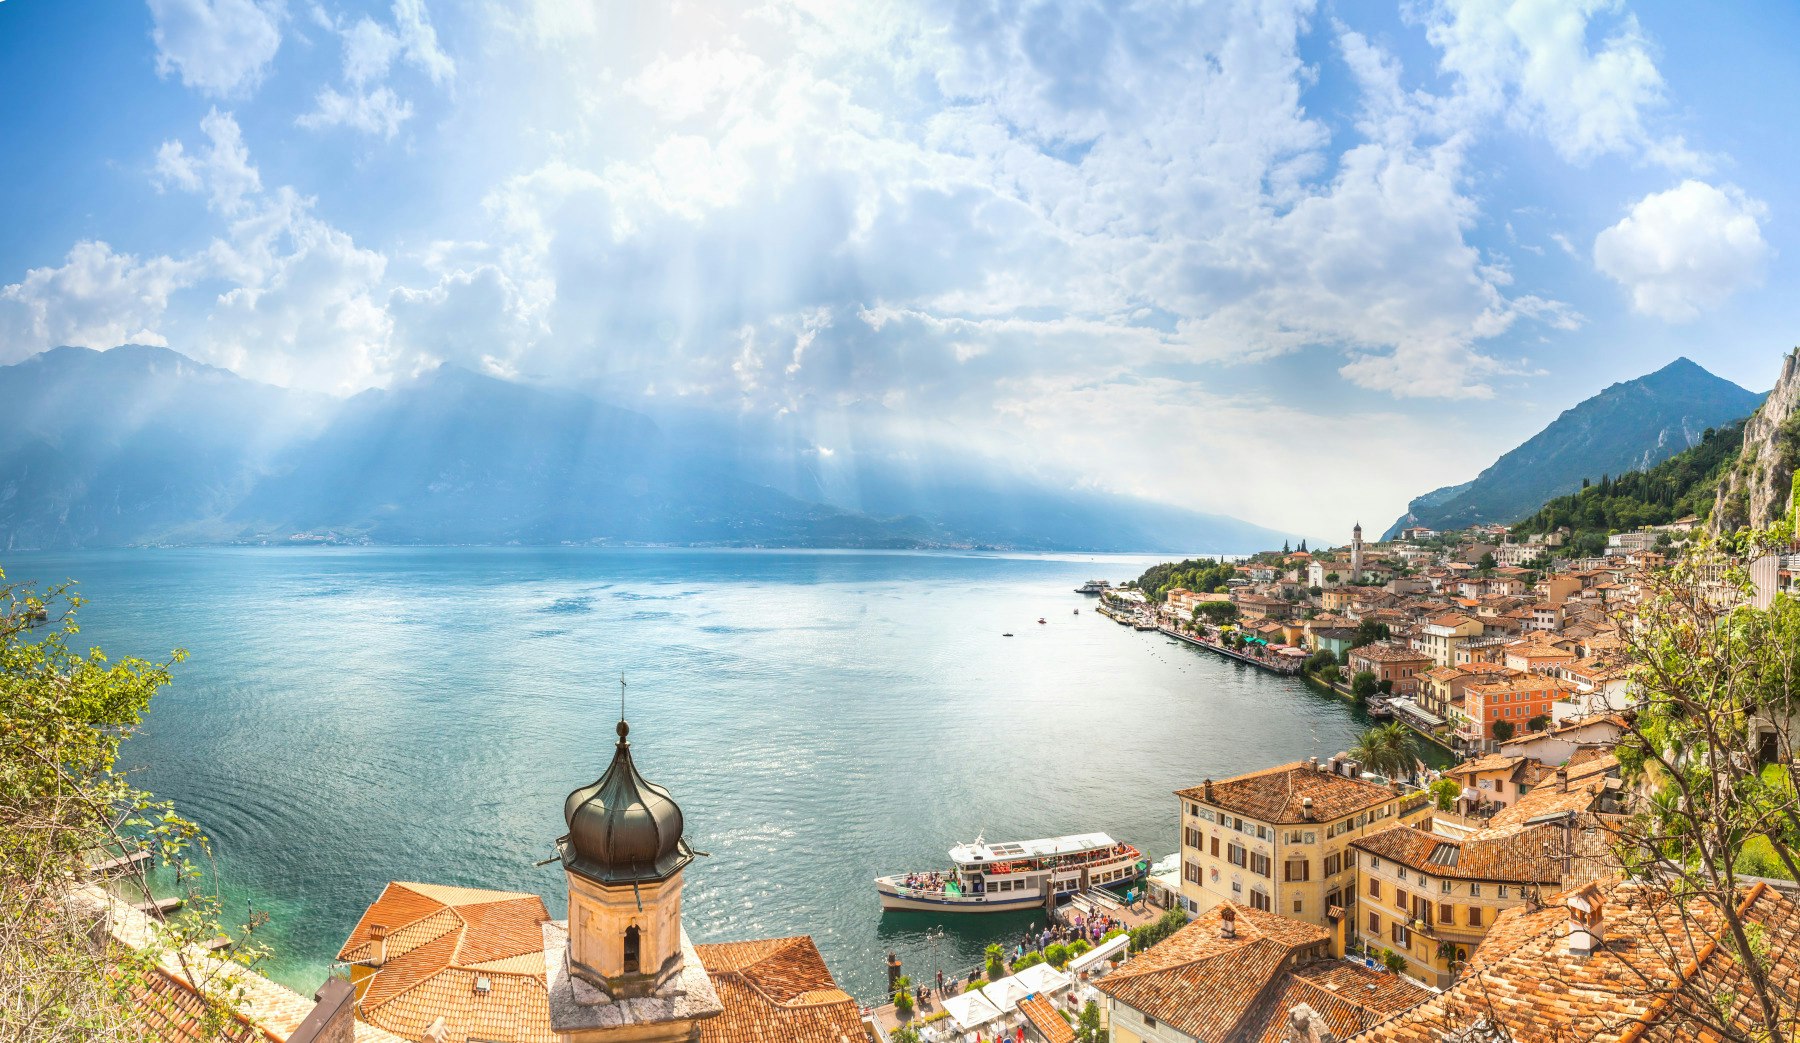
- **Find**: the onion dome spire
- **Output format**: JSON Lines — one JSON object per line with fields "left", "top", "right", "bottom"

{"left": 558, "top": 712, "right": 693, "bottom": 886}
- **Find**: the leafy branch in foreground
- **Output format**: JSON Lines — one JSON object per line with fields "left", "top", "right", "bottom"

{"left": 0, "top": 569, "right": 267, "bottom": 1043}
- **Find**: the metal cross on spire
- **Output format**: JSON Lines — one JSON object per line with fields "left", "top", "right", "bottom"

{"left": 619, "top": 671, "right": 627, "bottom": 722}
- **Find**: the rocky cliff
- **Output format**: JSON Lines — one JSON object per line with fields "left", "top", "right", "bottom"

{"left": 1711, "top": 348, "right": 1800, "bottom": 533}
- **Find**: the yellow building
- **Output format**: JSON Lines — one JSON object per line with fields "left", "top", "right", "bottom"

{"left": 1174, "top": 760, "right": 1432, "bottom": 933}
{"left": 1349, "top": 820, "right": 1566, "bottom": 987}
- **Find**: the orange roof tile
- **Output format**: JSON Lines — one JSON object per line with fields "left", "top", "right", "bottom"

{"left": 1019, "top": 993, "right": 1076, "bottom": 1043}
{"left": 694, "top": 936, "right": 865, "bottom": 1043}
{"left": 1178, "top": 762, "right": 1402, "bottom": 825}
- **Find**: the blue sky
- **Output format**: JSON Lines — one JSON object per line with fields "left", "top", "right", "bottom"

{"left": 2, "top": 0, "right": 1796, "bottom": 536}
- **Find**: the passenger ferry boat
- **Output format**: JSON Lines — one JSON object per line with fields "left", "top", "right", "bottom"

{"left": 875, "top": 833, "right": 1144, "bottom": 913}
{"left": 1075, "top": 580, "right": 1110, "bottom": 595}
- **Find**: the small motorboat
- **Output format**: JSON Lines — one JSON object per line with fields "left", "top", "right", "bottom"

{"left": 1072, "top": 608, "right": 1079, "bottom": 615}
{"left": 1003, "top": 632, "right": 1014, "bottom": 637}
{"left": 1037, "top": 617, "right": 1047, "bottom": 624}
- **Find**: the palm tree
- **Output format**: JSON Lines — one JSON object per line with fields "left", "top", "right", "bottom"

{"left": 1349, "top": 722, "right": 1418, "bottom": 782}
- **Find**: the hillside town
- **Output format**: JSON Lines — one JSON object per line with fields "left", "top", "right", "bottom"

{"left": 59, "top": 510, "right": 1793, "bottom": 1043}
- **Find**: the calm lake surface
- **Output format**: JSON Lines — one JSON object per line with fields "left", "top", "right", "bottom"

{"left": 9, "top": 547, "right": 1383, "bottom": 1001}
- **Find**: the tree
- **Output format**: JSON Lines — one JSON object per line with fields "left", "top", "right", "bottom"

{"left": 1350, "top": 619, "right": 1390, "bottom": 649}
{"left": 1076, "top": 999, "right": 1108, "bottom": 1043}
{"left": 1319, "top": 664, "right": 1341, "bottom": 685}
{"left": 1477, "top": 552, "right": 1497, "bottom": 573}
{"left": 1350, "top": 670, "right": 1379, "bottom": 702}
{"left": 1526, "top": 714, "right": 1551, "bottom": 732}
{"left": 0, "top": 570, "right": 265, "bottom": 1041}
{"left": 1350, "top": 722, "right": 1418, "bottom": 780}
{"left": 892, "top": 975, "right": 914, "bottom": 1016}
{"left": 1377, "top": 678, "right": 1393, "bottom": 695}
{"left": 1428, "top": 777, "right": 1462, "bottom": 811}
{"left": 1491, "top": 719, "right": 1515, "bottom": 742}
{"left": 1193, "top": 601, "right": 1237, "bottom": 624}
{"left": 984, "top": 942, "right": 1005, "bottom": 981}
{"left": 1379, "top": 948, "right": 1407, "bottom": 974}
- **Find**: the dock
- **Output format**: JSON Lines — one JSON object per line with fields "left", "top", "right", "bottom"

{"left": 1157, "top": 626, "right": 1302, "bottom": 675}
{"left": 133, "top": 897, "right": 184, "bottom": 919}
{"left": 90, "top": 850, "right": 151, "bottom": 876}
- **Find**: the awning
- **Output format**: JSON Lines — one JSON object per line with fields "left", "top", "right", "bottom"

{"left": 1389, "top": 698, "right": 1446, "bottom": 727}
{"left": 1067, "top": 932, "right": 1130, "bottom": 976}
{"left": 943, "top": 989, "right": 1006, "bottom": 1030}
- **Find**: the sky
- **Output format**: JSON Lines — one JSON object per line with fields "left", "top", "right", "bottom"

{"left": 2, "top": 0, "right": 1797, "bottom": 539}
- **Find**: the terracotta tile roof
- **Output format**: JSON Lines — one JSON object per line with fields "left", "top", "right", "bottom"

{"left": 1098, "top": 904, "right": 1426, "bottom": 1043}
{"left": 1177, "top": 762, "right": 1401, "bottom": 825}
{"left": 1445, "top": 753, "right": 1523, "bottom": 779}
{"left": 1248, "top": 961, "right": 1430, "bottom": 1043}
{"left": 693, "top": 936, "right": 865, "bottom": 1043}
{"left": 1347, "top": 880, "right": 1800, "bottom": 1043}
{"left": 1349, "top": 642, "right": 1435, "bottom": 664}
{"left": 337, "top": 882, "right": 554, "bottom": 1043}
{"left": 1019, "top": 993, "right": 1076, "bottom": 1043}
{"left": 137, "top": 966, "right": 280, "bottom": 1043}
{"left": 1349, "top": 823, "right": 1567, "bottom": 884}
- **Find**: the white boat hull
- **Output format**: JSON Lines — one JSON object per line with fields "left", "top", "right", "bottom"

{"left": 875, "top": 880, "right": 1048, "bottom": 914}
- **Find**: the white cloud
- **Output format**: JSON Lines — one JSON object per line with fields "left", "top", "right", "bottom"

{"left": 299, "top": 0, "right": 453, "bottom": 136}
{"left": 0, "top": 242, "right": 194, "bottom": 359}
{"left": 297, "top": 86, "right": 413, "bottom": 137}
{"left": 146, "top": 0, "right": 285, "bottom": 98}
{"left": 154, "top": 108, "right": 262, "bottom": 214}
{"left": 1593, "top": 179, "right": 1769, "bottom": 322}
{"left": 1420, "top": 0, "right": 1699, "bottom": 169}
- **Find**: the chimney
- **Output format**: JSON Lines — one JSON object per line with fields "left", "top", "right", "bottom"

{"left": 367, "top": 924, "right": 388, "bottom": 966}
{"left": 1286, "top": 1003, "right": 1340, "bottom": 1043}
{"left": 1220, "top": 906, "right": 1237, "bottom": 939}
{"left": 1203, "top": 779, "right": 1215, "bottom": 801}
{"left": 474, "top": 975, "right": 492, "bottom": 996}
{"left": 287, "top": 977, "right": 356, "bottom": 1043}
{"left": 1309, "top": 756, "right": 1320, "bottom": 771}
{"left": 1301, "top": 796, "right": 1315, "bottom": 821}
{"left": 1566, "top": 884, "right": 1606, "bottom": 956}
{"left": 1555, "top": 767, "right": 1569, "bottom": 792}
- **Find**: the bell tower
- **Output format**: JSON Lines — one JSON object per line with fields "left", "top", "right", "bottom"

{"left": 1351, "top": 522, "right": 1364, "bottom": 583}
{"left": 549, "top": 713, "right": 722, "bottom": 1041}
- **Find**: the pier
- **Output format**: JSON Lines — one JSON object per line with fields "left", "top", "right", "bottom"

{"left": 1156, "top": 626, "right": 1302, "bottom": 675}
{"left": 90, "top": 850, "right": 151, "bottom": 876}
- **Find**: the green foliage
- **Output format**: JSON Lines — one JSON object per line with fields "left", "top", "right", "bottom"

{"left": 1127, "top": 908, "right": 1190, "bottom": 953}
{"left": 1304, "top": 649, "right": 1336, "bottom": 673}
{"left": 1319, "top": 664, "right": 1341, "bottom": 685}
{"left": 1012, "top": 950, "right": 1045, "bottom": 970}
{"left": 1428, "top": 777, "right": 1462, "bottom": 811}
{"left": 890, "top": 1025, "right": 923, "bottom": 1043}
{"left": 1133, "top": 558, "right": 1237, "bottom": 602}
{"left": 1491, "top": 719, "right": 1515, "bottom": 742}
{"left": 984, "top": 942, "right": 1005, "bottom": 981}
{"left": 1736, "top": 835, "right": 1795, "bottom": 881}
{"left": 1351, "top": 620, "right": 1390, "bottom": 649}
{"left": 0, "top": 570, "right": 266, "bottom": 1040}
{"left": 1517, "top": 420, "right": 1748, "bottom": 542}
{"left": 893, "top": 975, "right": 914, "bottom": 1015}
{"left": 1043, "top": 942, "right": 1069, "bottom": 968}
{"left": 1067, "top": 938, "right": 1093, "bottom": 961}
{"left": 1350, "top": 670, "right": 1379, "bottom": 701}
{"left": 1192, "top": 600, "right": 1238, "bottom": 623}
{"left": 1350, "top": 722, "right": 1418, "bottom": 780}
{"left": 1379, "top": 948, "right": 1407, "bottom": 974}
{"left": 1527, "top": 714, "right": 1551, "bottom": 732}
{"left": 1076, "top": 999, "right": 1108, "bottom": 1043}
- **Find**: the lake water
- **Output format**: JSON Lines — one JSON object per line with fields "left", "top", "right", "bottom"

{"left": 7, "top": 547, "right": 1384, "bottom": 1002}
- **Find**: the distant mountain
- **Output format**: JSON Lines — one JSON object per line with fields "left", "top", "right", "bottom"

{"left": 1711, "top": 348, "right": 1800, "bottom": 533}
{"left": 1514, "top": 419, "right": 1748, "bottom": 542}
{"left": 1384, "top": 358, "right": 1763, "bottom": 538}
{"left": 0, "top": 346, "right": 1293, "bottom": 552}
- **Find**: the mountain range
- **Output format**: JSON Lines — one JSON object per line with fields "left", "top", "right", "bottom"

{"left": 0, "top": 346, "right": 1293, "bottom": 553}
{"left": 1383, "top": 358, "right": 1764, "bottom": 539}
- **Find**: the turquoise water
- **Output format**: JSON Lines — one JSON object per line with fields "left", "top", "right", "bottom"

{"left": 8, "top": 548, "right": 1381, "bottom": 1002}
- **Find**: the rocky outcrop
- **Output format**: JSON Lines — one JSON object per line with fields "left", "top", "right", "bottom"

{"left": 1712, "top": 348, "right": 1800, "bottom": 533}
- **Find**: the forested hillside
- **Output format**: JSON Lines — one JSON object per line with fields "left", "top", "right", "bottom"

{"left": 1133, "top": 558, "right": 1237, "bottom": 600}
{"left": 1514, "top": 420, "right": 1746, "bottom": 538}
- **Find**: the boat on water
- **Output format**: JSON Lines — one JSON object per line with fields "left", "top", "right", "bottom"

{"left": 1074, "top": 580, "right": 1110, "bottom": 595}
{"left": 1037, "top": 617, "right": 1047, "bottom": 624}
{"left": 1367, "top": 698, "right": 1394, "bottom": 719}
{"left": 1003, "top": 632, "right": 1014, "bottom": 637}
{"left": 875, "top": 833, "right": 1144, "bottom": 913}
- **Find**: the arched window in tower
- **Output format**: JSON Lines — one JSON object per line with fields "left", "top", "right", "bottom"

{"left": 623, "top": 925, "right": 641, "bottom": 974}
